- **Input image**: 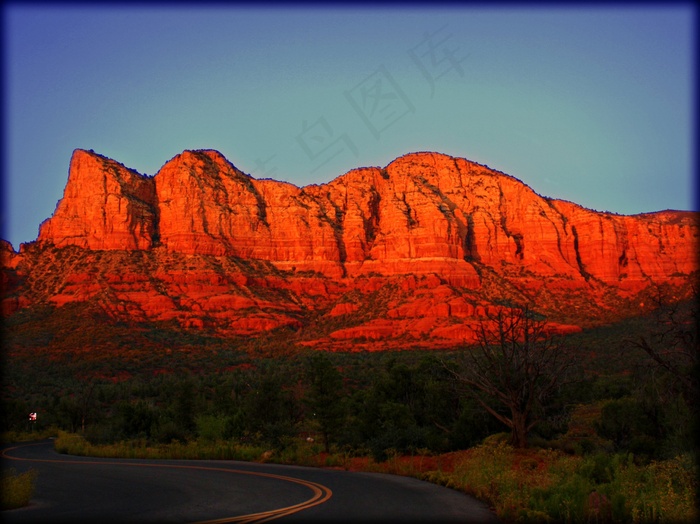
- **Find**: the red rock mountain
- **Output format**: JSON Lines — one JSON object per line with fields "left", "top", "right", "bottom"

{"left": 2, "top": 149, "right": 697, "bottom": 350}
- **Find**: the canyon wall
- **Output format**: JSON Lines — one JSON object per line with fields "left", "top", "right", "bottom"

{"left": 35, "top": 149, "right": 696, "bottom": 286}
{"left": 3, "top": 148, "right": 696, "bottom": 350}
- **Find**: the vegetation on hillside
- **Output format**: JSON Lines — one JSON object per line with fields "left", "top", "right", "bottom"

{"left": 1, "top": 294, "right": 697, "bottom": 521}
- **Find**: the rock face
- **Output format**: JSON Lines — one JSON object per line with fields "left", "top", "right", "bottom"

{"left": 38, "top": 150, "right": 157, "bottom": 251}
{"left": 3, "top": 148, "right": 698, "bottom": 350}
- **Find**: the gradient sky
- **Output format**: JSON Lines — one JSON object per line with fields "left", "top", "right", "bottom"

{"left": 2, "top": 4, "right": 695, "bottom": 249}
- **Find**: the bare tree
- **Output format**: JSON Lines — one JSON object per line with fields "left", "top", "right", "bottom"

{"left": 448, "top": 305, "right": 578, "bottom": 448}
{"left": 628, "top": 285, "right": 698, "bottom": 406}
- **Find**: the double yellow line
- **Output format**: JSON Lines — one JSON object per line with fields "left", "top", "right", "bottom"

{"left": 192, "top": 468, "right": 332, "bottom": 524}
{"left": 3, "top": 442, "right": 333, "bottom": 523}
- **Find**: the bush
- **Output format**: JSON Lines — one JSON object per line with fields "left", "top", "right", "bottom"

{"left": 446, "top": 442, "right": 698, "bottom": 523}
{"left": 1, "top": 468, "right": 38, "bottom": 510}
{"left": 195, "top": 414, "right": 230, "bottom": 442}
{"left": 596, "top": 397, "right": 659, "bottom": 455}
{"left": 54, "top": 430, "right": 88, "bottom": 454}
{"left": 613, "top": 454, "right": 698, "bottom": 523}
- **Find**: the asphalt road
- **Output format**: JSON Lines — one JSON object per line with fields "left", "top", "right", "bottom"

{"left": 2, "top": 440, "right": 499, "bottom": 523}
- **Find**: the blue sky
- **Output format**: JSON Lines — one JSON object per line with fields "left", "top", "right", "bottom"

{"left": 2, "top": 3, "right": 695, "bottom": 249}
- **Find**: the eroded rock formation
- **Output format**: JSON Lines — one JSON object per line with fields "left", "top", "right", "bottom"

{"left": 3, "top": 148, "right": 697, "bottom": 350}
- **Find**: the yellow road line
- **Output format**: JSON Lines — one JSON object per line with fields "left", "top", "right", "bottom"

{"left": 3, "top": 442, "right": 333, "bottom": 523}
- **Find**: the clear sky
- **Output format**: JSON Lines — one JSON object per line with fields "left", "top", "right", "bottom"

{"left": 2, "top": 3, "right": 695, "bottom": 249}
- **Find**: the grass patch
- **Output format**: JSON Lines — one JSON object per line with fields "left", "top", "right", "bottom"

{"left": 54, "top": 431, "right": 268, "bottom": 461}
{"left": 1, "top": 426, "right": 60, "bottom": 444}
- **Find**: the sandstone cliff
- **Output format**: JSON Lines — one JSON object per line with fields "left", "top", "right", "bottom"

{"left": 37, "top": 150, "right": 157, "bottom": 251}
{"left": 3, "top": 148, "right": 697, "bottom": 350}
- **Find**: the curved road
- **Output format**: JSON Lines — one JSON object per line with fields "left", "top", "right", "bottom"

{"left": 2, "top": 440, "right": 499, "bottom": 523}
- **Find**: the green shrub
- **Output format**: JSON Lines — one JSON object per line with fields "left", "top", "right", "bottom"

{"left": 452, "top": 441, "right": 521, "bottom": 510}
{"left": 530, "top": 473, "right": 592, "bottom": 523}
{"left": 195, "top": 414, "right": 230, "bottom": 442}
{"left": 613, "top": 454, "right": 698, "bottom": 523}
{"left": 1, "top": 468, "right": 38, "bottom": 510}
{"left": 445, "top": 443, "right": 697, "bottom": 523}
{"left": 54, "top": 430, "right": 88, "bottom": 454}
